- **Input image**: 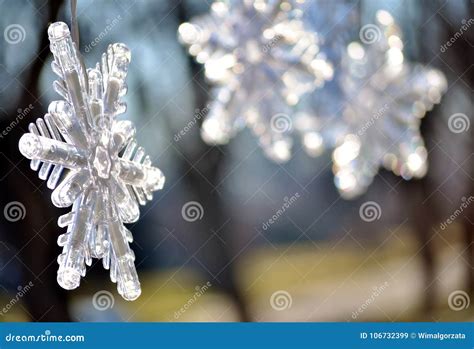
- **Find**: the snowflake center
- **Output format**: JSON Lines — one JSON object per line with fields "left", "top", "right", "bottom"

{"left": 244, "top": 40, "right": 263, "bottom": 64}
{"left": 92, "top": 144, "right": 112, "bottom": 179}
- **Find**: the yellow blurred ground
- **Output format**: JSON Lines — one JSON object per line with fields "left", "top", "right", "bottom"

{"left": 1, "top": 224, "right": 472, "bottom": 322}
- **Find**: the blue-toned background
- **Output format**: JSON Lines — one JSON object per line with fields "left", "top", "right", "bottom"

{"left": 0, "top": 0, "right": 472, "bottom": 322}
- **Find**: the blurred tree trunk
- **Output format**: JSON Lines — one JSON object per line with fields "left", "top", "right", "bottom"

{"left": 174, "top": 1, "right": 250, "bottom": 321}
{"left": 0, "top": 0, "right": 69, "bottom": 321}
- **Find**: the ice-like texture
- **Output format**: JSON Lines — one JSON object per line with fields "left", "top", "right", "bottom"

{"left": 18, "top": 22, "right": 165, "bottom": 300}
{"left": 330, "top": 10, "right": 447, "bottom": 198}
{"left": 179, "top": 0, "right": 333, "bottom": 162}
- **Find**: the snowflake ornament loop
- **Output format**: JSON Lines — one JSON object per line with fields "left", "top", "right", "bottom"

{"left": 331, "top": 10, "right": 447, "bottom": 199}
{"left": 18, "top": 22, "right": 165, "bottom": 300}
{"left": 179, "top": 0, "right": 333, "bottom": 162}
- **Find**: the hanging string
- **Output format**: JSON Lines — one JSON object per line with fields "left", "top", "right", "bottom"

{"left": 71, "top": 0, "right": 80, "bottom": 46}
{"left": 70, "top": 0, "right": 88, "bottom": 90}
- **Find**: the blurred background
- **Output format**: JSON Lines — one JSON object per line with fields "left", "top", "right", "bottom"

{"left": 0, "top": 0, "right": 472, "bottom": 322}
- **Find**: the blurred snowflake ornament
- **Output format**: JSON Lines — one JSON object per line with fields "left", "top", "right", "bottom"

{"left": 332, "top": 10, "right": 447, "bottom": 198}
{"left": 18, "top": 22, "right": 165, "bottom": 300}
{"left": 178, "top": 0, "right": 333, "bottom": 162}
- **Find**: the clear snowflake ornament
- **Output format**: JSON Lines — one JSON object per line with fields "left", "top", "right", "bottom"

{"left": 18, "top": 22, "right": 165, "bottom": 300}
{"left": 178, "top": 0, "right": 333, "bottom": 162}
{"left": 331, "top": 10, "right": 447, "bottom": 199}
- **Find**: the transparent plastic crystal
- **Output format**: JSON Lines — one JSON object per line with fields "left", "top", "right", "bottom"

{"left": 329, "top": 11, "right": 447, "bottom": 198}
{"left": 18, "top": 22, "right": 165, "bottom": 300}
{"left": 179, "top": 0, "right": 333, "bottom": 162}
